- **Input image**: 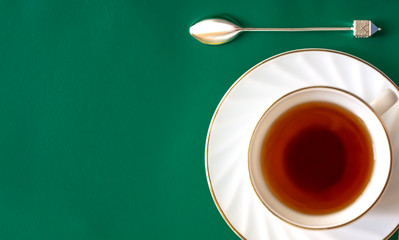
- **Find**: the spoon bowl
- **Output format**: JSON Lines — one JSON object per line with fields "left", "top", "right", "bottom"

{"left": 189, "top": 18, "right": 242, "bottom": 45}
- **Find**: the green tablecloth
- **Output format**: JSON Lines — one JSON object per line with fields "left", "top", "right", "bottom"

{"left": 0, "top": 0, "right": 398, "bottom": 239}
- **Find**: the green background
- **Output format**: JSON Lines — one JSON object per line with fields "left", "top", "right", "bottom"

{"left": 0, "top": 0, "right": 398, "bottom": 239}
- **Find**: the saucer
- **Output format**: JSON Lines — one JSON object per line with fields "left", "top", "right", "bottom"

{"left": 205, "top": 49, "right": 399, "bottom": 240}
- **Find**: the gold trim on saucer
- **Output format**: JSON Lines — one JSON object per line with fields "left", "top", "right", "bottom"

{"left": 384, "top": 223, "right": 399, "bottom": 240}
{"left": 205, "top": 48, "right": 399, "bottom": 239}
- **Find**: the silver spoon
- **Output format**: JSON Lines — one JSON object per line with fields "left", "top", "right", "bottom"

{"left": 189, "top": 18, "right": 381, "bottom": 45}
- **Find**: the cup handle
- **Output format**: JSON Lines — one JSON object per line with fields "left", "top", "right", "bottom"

{"left": 370, "top": 89, "right": 398, "bottom": 116}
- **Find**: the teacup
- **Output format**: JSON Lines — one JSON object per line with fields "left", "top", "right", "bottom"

{"left": 248, "top": 86, "right": 397, "bottom": 229}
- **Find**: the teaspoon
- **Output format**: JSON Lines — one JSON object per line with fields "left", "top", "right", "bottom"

{"left": 189, "top": 18, "right": 381, "bottom": 45}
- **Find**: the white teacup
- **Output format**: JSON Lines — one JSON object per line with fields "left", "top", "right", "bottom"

{"left": 248, "top": 86, "right": 397, "bottom": 229}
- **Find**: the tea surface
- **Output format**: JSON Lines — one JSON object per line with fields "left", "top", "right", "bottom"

{"left": 261, "top": 102, "right": 373, "bottom": 214}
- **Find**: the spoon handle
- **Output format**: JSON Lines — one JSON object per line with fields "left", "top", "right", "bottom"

{"left": 242, "top": 20, "right": 380, "bottom": 38}
{"left": 242, "top": 27, "right": 352, "bottom": 32}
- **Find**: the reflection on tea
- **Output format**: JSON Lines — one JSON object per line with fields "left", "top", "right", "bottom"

{"left": 261, "top": 102, "right": 373, "bottom": 215}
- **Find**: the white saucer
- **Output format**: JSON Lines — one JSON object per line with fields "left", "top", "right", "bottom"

{"left": 205, "top": 49, "right": 399, "bottom": 240}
